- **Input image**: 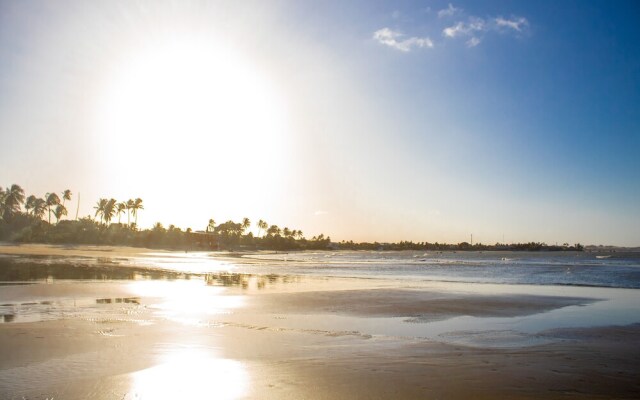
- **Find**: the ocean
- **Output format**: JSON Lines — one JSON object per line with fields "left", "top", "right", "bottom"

{"left": 1, "top": 250, "right": 639, "bottom": 289}
{"left": 243, "top": 250, "right": 640, "bottom": 288}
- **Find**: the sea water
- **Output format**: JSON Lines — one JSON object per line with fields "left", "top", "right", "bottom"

{"left": 243, "top": 250, "right": 640, "bottom": 289}
{"left": 2, "top": 250, "right": 639, "bottom": 289}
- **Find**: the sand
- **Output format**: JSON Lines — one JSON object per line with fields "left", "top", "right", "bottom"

{"left": 1, "top": 243, "right": 639, "bottom": 399}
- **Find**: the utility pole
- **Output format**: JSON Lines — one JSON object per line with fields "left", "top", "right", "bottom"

{"left": 471, "top": 234, "right": 473, "bottom": 246}
{"left": 75, "top": 192, "right": 80, "bottom": 220}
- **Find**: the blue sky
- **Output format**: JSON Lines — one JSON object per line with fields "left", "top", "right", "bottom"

{"left": 0, "top": 0, "right": 639, "bottom": 245}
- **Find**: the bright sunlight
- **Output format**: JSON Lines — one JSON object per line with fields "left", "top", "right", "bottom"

{"left": 93, "top": 36, "right": 290, "bottom": 225}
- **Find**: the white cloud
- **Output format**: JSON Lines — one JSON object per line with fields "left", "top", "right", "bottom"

{"left": 443, "top": 18, "right": 485, "bottom": 37}
{"left": 375, "top": 9, "right": 528, "bottom": 51}
{"left": 468, "top": 18, "right": 487, "bottom": 32}
{"left": 495, "top": 16, "right": 528, "bottom": 32}
{"left": 466, "top": 37, "right": 481, "bottom": 47}
{"left": 438, "top": 3, "right": 461, "bottom": 18}
{"left": 373, "top": 27, "right": 402, "bottom": 46}
{"left": 442, "top": 14, "right": 527, "bottom": 46}
{"left": 443, "top": 22, "right": 465, "bottom": 37}
{"left": 373, "top": 28, "right": 434, "bottom": 52}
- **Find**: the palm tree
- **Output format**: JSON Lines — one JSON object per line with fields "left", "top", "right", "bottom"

{"left": 45, "top": 192, "right": 61, "bottom": 224}
{"left": 24, "top": 195, "right": 37, "bottom": 216}
{"left": 2, "top": 184, "right": 25, "bottom": 220}
{"left": 53, "top": 204, "right": 67, "bottom": 224}
{"left": 257, "top": 220, "right": 268, "bottom": 237}
{"left": 152, "top": 222, "right": 165, "bottom": 233}
{"left": 116, "top": 202, "right": 126, "bottom": 224}
{"left": 267, "top": 225, "right": 281, "bottom": 237}
{"left": 33, "top": 198, "right": 47, "bottom": 220}
{"left": 131, "top": 198, "right": 143, "bottom": 226}
{"left": 61, "top": 190, "right": 72, "bottom": 207}
{"left": 94, "top": 198, "right": 107, "bottom": 224}
{"left": 103, "top": 198, "right": 117, "bottom": 225}
{"left": 241, "top": 217, "right": 250, "bottom": 234}
{"left": 126, "top": 199, "right": 134, "bottom": 226}
{"left": 283, "top": 227, "right": 292, "bottom": 238}
{"left": 207, "top": 219, "right": 216, "bottom": 233}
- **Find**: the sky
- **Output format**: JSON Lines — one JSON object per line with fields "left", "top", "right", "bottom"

{"left": 0, "top": 0, "right": 639, "bottom": 246}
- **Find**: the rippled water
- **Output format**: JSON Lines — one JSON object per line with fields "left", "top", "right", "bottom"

{"left": 243, "top": 250, "right": 640, "bottom": 288}
{"left": 1, "top": 250, "right": 639, "bottom": 288}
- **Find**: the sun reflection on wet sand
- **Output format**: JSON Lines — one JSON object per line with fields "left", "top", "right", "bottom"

{"left": 126, "top": 346, "right": 248, "bottom": 400}
{"left": 122, "top": 279, "right": 249, "bottom": 399}
{"left": 129, "top": 280, "right": 244, "bottom": 325}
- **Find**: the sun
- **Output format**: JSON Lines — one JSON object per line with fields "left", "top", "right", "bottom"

{"left": 93, "top": 36, "right": 290, "bottom": 226}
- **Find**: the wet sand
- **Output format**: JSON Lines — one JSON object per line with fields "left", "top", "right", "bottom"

{"left": 1, "top": 244, "right": 640, "bottom": 399}
{"left": 253, "top": 288, "right": 594, "bottom": 319}
{"left": 0, "top": 242, "right": 159, "bottom": 258}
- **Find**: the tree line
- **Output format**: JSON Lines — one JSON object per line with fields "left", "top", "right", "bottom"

{"left": 1, "top": 183, "right": 582, "bottom": 252}
{"left": 0, "top": 183, "right": 331, "bottom": 250}
{"left": 334, "top": 240, "right": 583, "bottom": 252}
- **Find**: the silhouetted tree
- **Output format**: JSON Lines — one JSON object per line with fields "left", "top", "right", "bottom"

{"left": 24, "top": 195, "right": 37, "bottom": 216}
{"left": 116, "top": 202, "right": 126, "bottom": 224}
{"left": 61, "top": 190, "right": 72, "bottom": 208}
{"left": 241, "top": 217, "right": 250, "bottom": 234}
{"left": 126, "top": 199, "right": 135, "bottom": 226}
{"left": 131, "top": 198, "right": 143, "bottom": 226}
{"left": 54, "top": 204, "right": 67, "bottom": 223}
{"left": 46, "top": 192, "right": 61, "bottom": 225}
{"left": 94, "top": 198, "right": 107, "bottom": 224}
{"left": 2, "top": 184, "right": 25, "bottom": 220}
{"left": 103, "top": 199, "right": 117, "bottom": 225}
{"left": 33, "top": 198, "right": 47, "bottom": 220}
{"left": 257, "top": 219, "right": 268, "bottom": 237}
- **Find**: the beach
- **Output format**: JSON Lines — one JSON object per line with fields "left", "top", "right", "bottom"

{"left": 1, "top": 244, "right": 640, "bottom": 399}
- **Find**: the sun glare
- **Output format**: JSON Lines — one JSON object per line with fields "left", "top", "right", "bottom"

{"left": 129, "top": 346, "right": 248, "bottom": 400}
{"left": 129, "top": 280, "right": 244, "bottom": 325}
{"left": 94, "top": 36, "right": 290, "bottom": 225}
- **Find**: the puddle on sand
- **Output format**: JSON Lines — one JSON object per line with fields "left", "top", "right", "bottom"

{"left": 96, "top": 297, "right": 141, "bottom": 304}
{"left": 205, "top": 272, "right": 302, "bottom": 291}
{"left": 0, "top": 296, "right": 144, "bottom": 324}
{"left": 0, "top": 277, "right": 252, "bottom": 325}
{"left": 0, "top": 256, "right": 189, "bottom": 282}
{"left": 437, "top": 330, "right": 554, "bottom": 348}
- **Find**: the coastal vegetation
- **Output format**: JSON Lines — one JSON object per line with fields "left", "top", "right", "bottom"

{"left": 0, "top": 183, "right": 583, "bottom": 252}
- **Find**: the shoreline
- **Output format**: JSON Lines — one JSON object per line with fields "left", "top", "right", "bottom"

{"left": 1, "top": 243, "right": 640, "bottom": 398}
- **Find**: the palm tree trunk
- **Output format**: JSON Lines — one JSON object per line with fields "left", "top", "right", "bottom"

{"left": 75, "top": 193, "right": 80, "bottom": 220}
